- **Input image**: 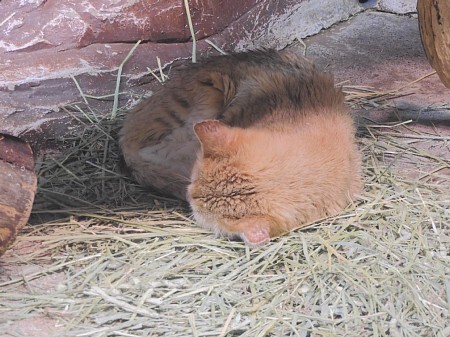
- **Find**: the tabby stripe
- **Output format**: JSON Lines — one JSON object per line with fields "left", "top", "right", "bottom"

{"left": 168, "top": 109, "right": 185, "bottom": 127}
{"left": 172, "top": 93, "right": 190, "bottom": 109}
{"left": 155, "top": 117, "right": 174, "bottom": 129}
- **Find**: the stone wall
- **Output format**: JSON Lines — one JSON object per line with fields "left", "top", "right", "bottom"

{"left": 0, "top": 0, "right": 412, "bottom": 146}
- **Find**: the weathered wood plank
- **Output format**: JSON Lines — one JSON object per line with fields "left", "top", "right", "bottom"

{"left": 0, "top": 134, "right": 37, "bottom": 256}
{"left": 418, "top": 0, "right": 450, "bottom": 88}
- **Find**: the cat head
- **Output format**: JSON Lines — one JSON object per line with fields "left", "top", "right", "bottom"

{"left": 187, "top": 120, "right": 305, "bottom": 246}
{"left": 187, "top": 118, "right": 360, "bottom": 246}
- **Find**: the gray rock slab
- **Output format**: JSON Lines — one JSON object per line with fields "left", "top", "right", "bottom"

{"left": 1, "top": 3, "right": 448, "bottom": 149}
{"left": 302, "top": 11, "right": 450, "bottom": 126}
{"left": 0, "top": 0, "right": 368, "bottom": 143}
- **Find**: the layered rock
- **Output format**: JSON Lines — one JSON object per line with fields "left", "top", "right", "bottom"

{"left": 0, "top": 0, "right": 365, "bottom": 145}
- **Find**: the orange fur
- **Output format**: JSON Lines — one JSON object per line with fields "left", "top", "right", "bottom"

{"left": 188, "top": 111, "right": 361, "bottom": 245}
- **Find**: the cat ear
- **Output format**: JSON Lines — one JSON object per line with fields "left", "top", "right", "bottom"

{"left": 199, "top": 72, "right": 236, "bottom": 106}
{"left": 211, "top": 73, "right": 236, "bottom": 105}
{"left": 193, "top": 120, "right": 234, "bottom": 156}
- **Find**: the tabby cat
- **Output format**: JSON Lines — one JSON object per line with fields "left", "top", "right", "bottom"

{"left": 120, "top": 49, "right": 362, "bottom": 245}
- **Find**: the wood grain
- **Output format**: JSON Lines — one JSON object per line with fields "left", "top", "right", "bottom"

{"left": 0, "top": 134, "right": 37, "bottom": 256}
{"left": 418, "top": 0, "right": 450, "bottom": 88}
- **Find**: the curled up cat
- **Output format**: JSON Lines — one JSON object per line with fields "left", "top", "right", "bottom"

{"left": 119, "top": 49, "right": 362, "bottom": 246}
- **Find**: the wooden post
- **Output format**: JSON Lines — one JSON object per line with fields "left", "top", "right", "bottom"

{"left": 0, "top": 134, "right": 37, "bottom": 256}
{"left": 418, "top": 0, "right": 450, "bottom": 88}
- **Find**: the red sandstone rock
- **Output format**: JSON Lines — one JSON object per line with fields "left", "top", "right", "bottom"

{"left": 0, "top": 0, "right": 363, "bottom": 146}
{"left": 0, "top": 0, "right": 264, "bottom": 143}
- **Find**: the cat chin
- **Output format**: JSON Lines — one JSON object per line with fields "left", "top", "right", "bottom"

{"left": 189, "top": 203, "right": 271, "bottom": 246}
{"left": 189, "top": 204, "right": 226, "bottom": 236}
{"left": 189, "top": 203, "right": 249, "bottom": 243}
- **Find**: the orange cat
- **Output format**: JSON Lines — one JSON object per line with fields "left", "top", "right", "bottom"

{"left": 120, "top": 49, "right": 362, "bottom": 245}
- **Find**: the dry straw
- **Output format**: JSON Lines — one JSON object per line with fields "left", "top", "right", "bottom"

{"left": 0, "top": 52, "right": 448, "bottom": 337}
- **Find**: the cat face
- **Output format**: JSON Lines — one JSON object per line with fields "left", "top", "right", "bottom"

{"left": 187, "top": 118, "right": 361, "bottom": 246}
{"left": 187, "top": 120, "right": 274, "bottom": 246}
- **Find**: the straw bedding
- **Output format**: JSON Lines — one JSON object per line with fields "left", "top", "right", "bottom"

{"left": 0, "top": 78, "right": 449, "bottom": 337}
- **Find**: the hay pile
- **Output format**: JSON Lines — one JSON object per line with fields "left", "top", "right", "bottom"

{"left": 0, "top": 79, "right": 449, "bottom": 337}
